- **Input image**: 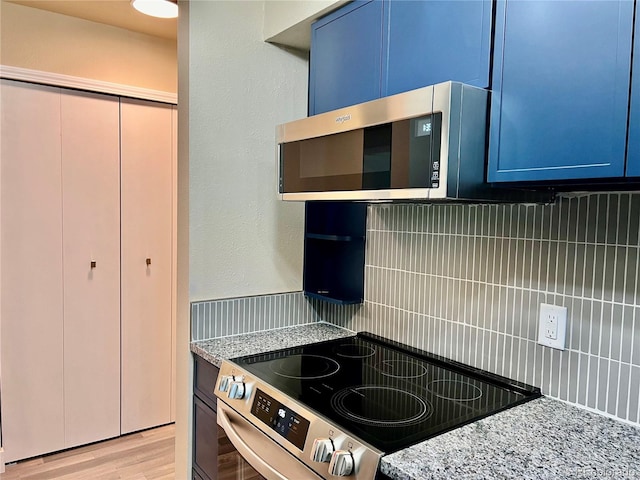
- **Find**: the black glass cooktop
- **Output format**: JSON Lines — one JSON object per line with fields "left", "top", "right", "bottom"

{"left": 233, "top": 332, "right": 541, "bottom": 454}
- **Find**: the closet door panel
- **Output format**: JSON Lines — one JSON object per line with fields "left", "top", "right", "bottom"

{"left": 61, "top": 90, "right": 121, "bottom": 448}
{"left": 120, "top": 99, "right": 173, "bottom": 434}
{"left": 0, "top": 80, "right": 65, "bottom": 462}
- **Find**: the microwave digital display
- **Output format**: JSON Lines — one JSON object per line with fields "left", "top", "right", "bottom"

{"left": 415, "top": 118, "right": 433, "bottom": 137}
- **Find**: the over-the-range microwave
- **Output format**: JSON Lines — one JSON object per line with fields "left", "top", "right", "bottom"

{"left": 276, "top": 81, "right": 552, "bottom": 203}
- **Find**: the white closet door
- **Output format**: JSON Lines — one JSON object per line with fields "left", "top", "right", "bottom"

{"left": 61, "top": 90, "right": 121, "bottom": 448}
{"left": 0, "top": 79, "right": 65, "bottom": 462}
{"left": 120, "top": 98, "right": 173, "bottom": 434}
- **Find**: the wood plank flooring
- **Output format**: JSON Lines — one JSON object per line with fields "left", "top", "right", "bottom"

{"left": 2, "top": 424, "right": 174, "bottom": 480}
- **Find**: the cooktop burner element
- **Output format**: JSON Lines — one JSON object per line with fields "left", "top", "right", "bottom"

{"left": 376, "top": 359, "right": 428, "bottom": 379}
{"left": 427, "top": 379, "right": 484, "bottom": 402}
{"left": 230, "top": 333, "right": 541, "bottom": 455}
{"left": 331, "top": 385, "right": 432, "bottom": 426}
{"left": 269, "top": 354, "right": 340, "bottom": 380}
{"left": 334, "top": 343, "right": 376, "bottom": 358}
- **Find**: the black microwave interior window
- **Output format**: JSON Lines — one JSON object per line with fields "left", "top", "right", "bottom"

{"left": 280, "top": 113, "right": 443, "bottom": 193}
{"left": 362, "top": 123, "right": 392, "bottom": 190}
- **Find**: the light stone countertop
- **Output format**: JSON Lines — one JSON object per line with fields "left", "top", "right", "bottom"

{"left": 191, "top": 323, "right": 640, "bottom": 480}
{"left": 190, "top": 321, "right": 354, "bottom": 367}
{"left": 381, "top": 396, "right": 640, "bottom": 480}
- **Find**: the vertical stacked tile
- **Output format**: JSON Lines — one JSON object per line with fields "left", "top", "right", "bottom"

{"left": 323, "top": 193, "right": 640, "bottom": 426}
{"left": 191, "top": 292, "right": 324, "bottom": 341}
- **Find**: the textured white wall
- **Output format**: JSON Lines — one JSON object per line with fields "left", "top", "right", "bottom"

{"left": 263, "top": 0, "right": 345, "bottom": 50}
{"left": 189, "top": 0, "right": 307, "bottom": 302}
{"left": 263, "top": 0, "right": 338, "bottom": 39}
{"left": 175, "top": 0, "right": 191, "bottom": 478}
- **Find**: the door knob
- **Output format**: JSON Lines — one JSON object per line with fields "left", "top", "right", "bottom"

{"left": 90, "top": 261, "right": 97, "bottom": 269}
{"left": 146, "top": 258, "right": 151, "bottom": 266}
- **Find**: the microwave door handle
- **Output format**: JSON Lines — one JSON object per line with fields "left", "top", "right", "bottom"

{"left": 217, "top": 402, "right": 290, "bottom": 480}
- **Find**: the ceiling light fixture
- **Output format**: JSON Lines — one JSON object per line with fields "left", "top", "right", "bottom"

{"left": 131, "top": 0, "right": 178, "bottom": 19}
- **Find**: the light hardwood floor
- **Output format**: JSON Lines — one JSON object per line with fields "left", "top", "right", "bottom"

{"left": 2, "top": 424, "right": 175, "bottom": 480}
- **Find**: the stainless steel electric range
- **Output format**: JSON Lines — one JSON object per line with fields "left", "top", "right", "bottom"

{"left": 214, "top": 332, "right": 541, "bottom": 480}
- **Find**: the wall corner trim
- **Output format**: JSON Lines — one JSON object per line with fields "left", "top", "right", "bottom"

{"left": 0, "top": 65, "right": 177, "bottom": 105}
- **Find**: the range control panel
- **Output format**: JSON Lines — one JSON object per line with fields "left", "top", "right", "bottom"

{"left": 252, "top": 388, "right": 310, "bottom": 450}
{"left": 215, "top": 360, "right": 383, "bottom": 479}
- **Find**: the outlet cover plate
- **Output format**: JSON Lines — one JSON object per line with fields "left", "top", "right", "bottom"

{"left": 538, "top": 303, "right": 567, "bottom": 350}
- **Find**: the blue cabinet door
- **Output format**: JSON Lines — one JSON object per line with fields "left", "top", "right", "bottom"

{"left": 383, "top": 0, "right": 492, "bottom": 97}
{"left": 309, "top": 0, "right": 384, "bottom": 115}
{"left": 628, "top": 6, "right": 640, "bottom": 178}
{"left": 488, "top": 0, "right": 633, "bottom": 183}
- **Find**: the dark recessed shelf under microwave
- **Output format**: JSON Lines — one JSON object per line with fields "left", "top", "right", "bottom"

{"left": 306, "top": 233, "right": 364, "bottom": 242}
{"left": 303, "top": 201, "right": 367, "bottom": 305}
{"left": 304, "top": 291, "right": 364, "bottom": 305}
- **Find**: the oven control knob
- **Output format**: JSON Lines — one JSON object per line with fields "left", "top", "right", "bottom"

{"left": 218, "top": 375, "right": 234, "bottom": 392}
{"left": 311, "top": 438, "right": 334, "bottom": 463}
{"left": 228, "top": 381, "right": 246, "bottom": 399}
{"left": 328, "top": 450, "right": 354, "bottom": 477}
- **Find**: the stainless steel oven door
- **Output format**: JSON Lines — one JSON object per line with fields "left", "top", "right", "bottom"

{"left": 217, "top": 400, "right": 323, "bottom": 480}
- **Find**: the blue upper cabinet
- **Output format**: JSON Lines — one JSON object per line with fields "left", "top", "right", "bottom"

{"left": 309, "top": 0, "right": 492, "bottom": 115}
{"left": 382, "top": 0, "right": 491, "bottom": 97}
{"left": 488, "top": 0, "right": 634, "bottom": 183}
{"left": 309, "top": 0, "right": 384, "bottom": 116}
{"left": 628, "top": 9, "right": 640, "bottom": 178}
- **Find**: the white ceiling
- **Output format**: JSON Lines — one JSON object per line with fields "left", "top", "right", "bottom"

{"left": 7, "top": 0, "right": 177, "bottom": 40}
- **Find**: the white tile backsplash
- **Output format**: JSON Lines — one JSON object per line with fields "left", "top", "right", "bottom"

{"left": 190, "top": 193, "right": 640, "bottom": 426}
{"left": 191, "top": 291, "right": 323, "bottom": 341}
{"left": 322, "top": 193, "right": 640, "bottom": 426}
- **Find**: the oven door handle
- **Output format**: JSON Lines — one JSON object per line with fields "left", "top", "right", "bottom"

{"left": 217, "top": 400, "right": 321, "bottom": 480}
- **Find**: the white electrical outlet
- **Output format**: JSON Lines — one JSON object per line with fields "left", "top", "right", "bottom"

{"left": 538, "top": 303, "right": 567, "bottom": 350}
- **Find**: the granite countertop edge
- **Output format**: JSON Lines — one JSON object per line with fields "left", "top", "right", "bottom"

{"left": 190, "top": 323, "right": 640, "bottom": 480}
{"left": 380, "top": 396, "right": 640, "bottom": 480}
{"left": 190, "top": 321, "right": 355, "bottom": 367}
